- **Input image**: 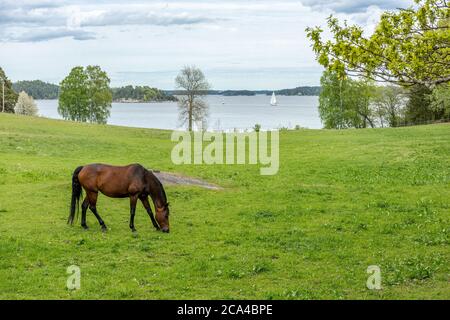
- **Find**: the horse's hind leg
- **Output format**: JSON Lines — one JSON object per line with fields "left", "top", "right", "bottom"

{"left": 129, "top": 195, "right": 138, "bottom": 232}
{"left": 87, "top": 191, "right": 107, "bottom": 232}
{"left": 81, "top": 197, "right": 89, "bottom": 230}
{"left": 140, "top": 196, "right": 160, "bottom": 230}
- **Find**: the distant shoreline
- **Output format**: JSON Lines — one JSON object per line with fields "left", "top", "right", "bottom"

{"left": 35, "top": 94, "right": 320, "bottom": 103}
{"left": 113, "top": 99, "right": 177, "bottom": 103}
{"left": 112, "top": 94, "right": 320, "bottom": 103}
{"left": 16, "top": 80, "right": 321, "bottom": 100}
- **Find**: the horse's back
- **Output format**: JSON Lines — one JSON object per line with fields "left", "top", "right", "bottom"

{"left": 78, "top": 163, "right": 148, "bottom": 196}
{"left": 81, "top": 163, "right": 145, "bottom": 175}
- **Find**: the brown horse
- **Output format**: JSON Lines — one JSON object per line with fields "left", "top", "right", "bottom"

{"left": 68, "top": 164, "right": 170, "bottom": 233}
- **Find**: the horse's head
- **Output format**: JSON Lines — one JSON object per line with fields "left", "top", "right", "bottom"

{"left": 156, "top": 202, "right": 170, "bottom": 233}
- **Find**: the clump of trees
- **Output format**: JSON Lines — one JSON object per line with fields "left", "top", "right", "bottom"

{"left": 319, "top": 71, "right": 376, "bottom": 129}
{"left": 307, "top": 0, "right": 449, "bottom": 129}
{"left": 0, "top": 67, "right": 18, "bottom": 113}
{"left": 112, "top": 86, "right": 177, "bottom": 102}
{"left": 319, "top": 71, "right": 408, "bottom": 128}
{"left": 14, "top": 91, "right": 38, "bottom": 116}
{"left": 58, "top": 66, "right": 112, "bottom": 124}
{"left": 13, "top": 80, "right": 59, "bottom": 100}
{"left": 429, "top": 83, "right": 450, "bottom": 118}
{"left": 318, "top": 71, "right": 448, "bottom": 129}
{"left": 372, "top": 86, "right": 406, "bottom": 128}
{"left": 175, "top": 66, "right": 210, "bottom": 131}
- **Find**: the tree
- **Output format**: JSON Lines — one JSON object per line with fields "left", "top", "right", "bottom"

{"left": 175, "top": 66, "right": 210, "bottom": 131}
{"left": 0, "top": 67, "right": 18, "bottom": 113}
{"left": 405, "top": 84, "right": 437, "bottom": 124}
{"left": 318, "top": 71, "right": 376, "bottom": 129}
{"left": 372, "top": 86, "right": 406, "bottom": 127}
{"left": 84, "top": 66, "right": 113, "bottom": 123}
{"left": 346, "top": 79, "right": 376, "bottom": 128}
{"left": 318, "top": 71, "right": 349, "bottom": 129}
{"left": 306, "top": 0, "right": 450, "bottom": 87}
{"left": 14, "top": 91, "right": 38, "bottom": 116}
{"left": 429, "top": 83, "right": 450, "bottom": 117}
{"left": 58, "top": 66, "right": 112, "bottom": 124}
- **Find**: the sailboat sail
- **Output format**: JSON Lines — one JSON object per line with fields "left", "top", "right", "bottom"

{"left": 270, "top": 92, "right": 277, "bottom": 106}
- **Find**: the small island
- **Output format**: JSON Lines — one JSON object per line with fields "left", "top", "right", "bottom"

{"left": 112, "top": 85, "right": 178, "bottom": 103}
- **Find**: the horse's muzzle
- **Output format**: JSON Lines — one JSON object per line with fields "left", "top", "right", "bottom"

{"left": 161, "top": 227, "right": 170, "bottom": 233}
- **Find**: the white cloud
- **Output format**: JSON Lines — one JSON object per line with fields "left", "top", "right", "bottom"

{"left": 300, "top": 0, "right": 412, "bottom": 13}
{"left": 0, "top": 2, "right": 219, "bottom": 42}
{"left": 73, "top": 10, "right": 218, "bottom": 27}
{"left": 3, "top": 28, "right": 96, "bottom": 42}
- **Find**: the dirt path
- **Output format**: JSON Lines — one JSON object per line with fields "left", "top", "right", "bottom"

{"left": 152, "top": 171, "right": 223, "bottom": 190}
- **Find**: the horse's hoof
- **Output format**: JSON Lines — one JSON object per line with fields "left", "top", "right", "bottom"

{"left": 131, "top": 228, "right": 137, "bottom": 233}
{"left": 101, "top": 226, "right": 108, "bottom": 232}
{"left": 82, "top": 225, "right": 89, "bottom": 230}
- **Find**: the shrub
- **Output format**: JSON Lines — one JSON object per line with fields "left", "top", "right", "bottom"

{"left": 14, "top": 91, "right": 38, "bottom": 116}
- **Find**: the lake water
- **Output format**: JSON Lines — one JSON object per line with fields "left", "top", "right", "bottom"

{"left": 36, "top": 95, "right": 322, "bottom": 131}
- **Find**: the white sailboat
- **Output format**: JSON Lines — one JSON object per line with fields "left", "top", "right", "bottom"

{"left": 270, "top": 92, "right": 278, "bottom": 106}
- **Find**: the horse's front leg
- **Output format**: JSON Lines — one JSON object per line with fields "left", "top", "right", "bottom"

{"left": 140, "top": 196, "right": 160, "bottom": 230}
{"left": 129, "top": 195, "right": 138, "bottom": 232}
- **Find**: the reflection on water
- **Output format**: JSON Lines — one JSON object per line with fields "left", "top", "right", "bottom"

{"left": 37, "top": 95, "right": 321, "bottom": 131}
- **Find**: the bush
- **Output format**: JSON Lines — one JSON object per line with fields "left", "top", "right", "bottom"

{"left": 14, "top": 91, "right": 38, "bottom": 116}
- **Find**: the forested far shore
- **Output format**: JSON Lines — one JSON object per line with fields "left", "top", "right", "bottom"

{"left": 11, "top": 80, "right": 322, "bottom": 100}
{"left": 13, "top": 80, "right": 59, "bottom": 100}
{"left": 166, "top": 86, "right": 322, "bottom": 96}
{"left": 11, "top": 81, "right": 178, "bottom": 102}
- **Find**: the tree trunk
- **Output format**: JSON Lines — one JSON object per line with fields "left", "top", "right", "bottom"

{"left": 188, "top": 96, "right": 193, "bottom": 131}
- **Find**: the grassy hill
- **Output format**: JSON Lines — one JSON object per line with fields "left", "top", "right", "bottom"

{"left": 0, "top": 113, "right": 448, "bottom": 299}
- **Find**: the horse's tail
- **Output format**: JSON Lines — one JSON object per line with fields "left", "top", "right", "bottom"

{"left": 68, "top": 166, "right": 84, "bottom": 225}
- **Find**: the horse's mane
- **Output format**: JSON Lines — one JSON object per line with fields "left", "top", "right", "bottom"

{"left": 155, "top": 176, "right": 167, "bottom": 205}
{"left": 147, "top": 169, "right": 168, "bottom": 206}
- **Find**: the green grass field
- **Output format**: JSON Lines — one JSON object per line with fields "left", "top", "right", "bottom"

{"left": 0, "top": 113, "right": 448, "bottom": 299}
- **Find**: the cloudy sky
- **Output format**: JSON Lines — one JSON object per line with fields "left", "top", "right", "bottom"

{"left": 0, "top": 0, "right": 411, "bottom": 89}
